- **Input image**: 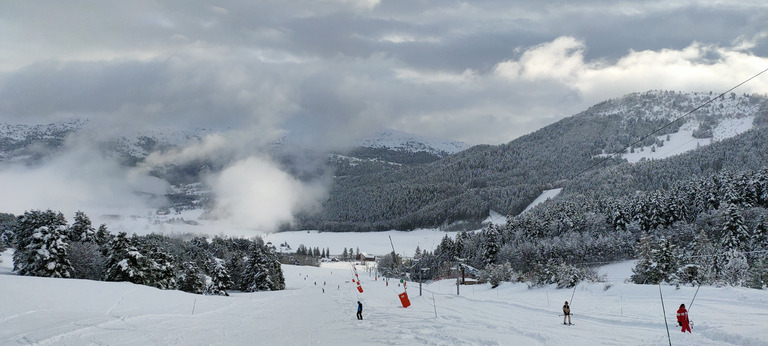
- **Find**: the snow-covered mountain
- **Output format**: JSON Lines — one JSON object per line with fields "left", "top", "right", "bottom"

{"left": 355, "top": 129, "right": 468, "bottom": 156}
{"left": 589, "top": 90, "right": 761, "bottom": 163}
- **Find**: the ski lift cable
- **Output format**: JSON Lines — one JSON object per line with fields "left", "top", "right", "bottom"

{"left": 565, "top": 249, "right": 767, "bottom": 267}
{"left": 569, "top": 67, "right": 768, "bottom": 183}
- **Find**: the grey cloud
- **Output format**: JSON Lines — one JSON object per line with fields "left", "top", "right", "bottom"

{"left": 1, "top": 0, "right": 767, "bottom": 147}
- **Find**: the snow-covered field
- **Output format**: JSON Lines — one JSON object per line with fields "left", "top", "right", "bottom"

{"left": 2, "top": 249, "right": 767, "bottom": 345}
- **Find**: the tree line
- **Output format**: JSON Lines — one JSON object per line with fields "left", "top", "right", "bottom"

{"left": 399, "top": 166, "right": 768, "bottom": 290}
{"left": 1, "top": 210, "right": 285, "bottom": 295}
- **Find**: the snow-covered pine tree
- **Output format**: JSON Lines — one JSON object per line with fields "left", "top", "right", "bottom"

{"left": 178, "top": 261, "right": 206, "bottom": 294}
{"left": 207, "top": 257, "right": 232, "bottom": 296}
{"left": 435, "top": 234, "right": 455, "bottom": 262}
{"left": 653, "top": 237, "right": 678, "bottom": 283}
{"left": 18, "top": 225, "right": 74, "bottom": 278}
{"left": 264, "top": 248, "right": 285, "bottom": 290}
{"left": 95, "top": 224, "right": 112, "bottom": 248}
{"left": 455, "top": 231, "right": 469, "bottom": 259}
{"left": 480, "top": 225, "right": 501, "bottom": 266}
{"left": 103, "top": 232, "right": 154, "bottom": 285}
{"left": 631, "top": 231, "right": 656, "bottom": 284}
{"left": 12, "top": 210, "right": 67, "bottom": 272}
{"left": 746, "top": 256, "right": 768, "bottom": 289}
{"left": 69, "top": 211, "right": 96, "bottom": 243}
{"left": 226, "top": 253, "right": 246, "bottom": 290}
{"left": 751, "top": 216, "right": 768, "bottom": 254}
{"left": 243, "top": 244, "right": 271, "bottom": 292}
{"left": 721, "top": 203, "right": 751, "bottom": 253}
{"left": 147, "top": 247, "right": 177, "bottom": 290}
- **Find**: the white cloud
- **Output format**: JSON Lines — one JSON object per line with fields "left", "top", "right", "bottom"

{"left": 205, "top": 156, "right": 327, "bottom": 231}
{"left": 0, "top": 137, "right": 168, "bottom": 217}
{"left": 495, "top": 36, "right": 768, "bottom": 107}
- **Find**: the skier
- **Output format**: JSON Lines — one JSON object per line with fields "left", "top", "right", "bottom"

{"left": 563, "top": 301, "right": 572, "bottom": 325}
{"left": 357, "top": 301, "right": 363, "bottom": 320}
{"left": 677, "top": 304, "right": 691, "bottom": 333}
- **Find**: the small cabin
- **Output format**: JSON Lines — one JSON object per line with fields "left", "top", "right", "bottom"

{"left": 358, "top": 252, "right": 376, "bottom": 262}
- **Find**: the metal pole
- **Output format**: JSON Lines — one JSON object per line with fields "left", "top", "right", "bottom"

{"left": 570, "top": 284, "right": 576, "bottom": 306}
{"left": 659, "top": 284, "right": 672, "bottom": 346}
{"left": 433, "top": 293, "right": 438, "bottom": 318}
{"left": 689, "top": 284, "right": 701, "bottom": 312}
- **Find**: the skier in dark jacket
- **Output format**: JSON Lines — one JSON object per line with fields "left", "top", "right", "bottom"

{"left": 357, "top": 301, "right": 363, "bottom": 320}
{"left": 563, "top": 301, "right": 571, "bottom": 325}
{"left": 677, "top": 304, "right": 691, "bottom": 333}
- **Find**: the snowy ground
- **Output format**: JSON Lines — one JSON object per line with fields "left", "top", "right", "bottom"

{"left": 2, "top": 249, "right": 767, "bottom": 345}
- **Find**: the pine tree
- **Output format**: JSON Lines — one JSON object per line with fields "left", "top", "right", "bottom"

{"left": 653, "top": 237, "right": 678, "bottom": 283}
{"left": 721, "top": 204, "right": 750, "bottom": 253}
{"left": 481, "top": 225, "right": 501, "bottom": 266}
{"left": 226, "top": 253, "right": 246, "bottom": 290}
{"left": 147, "top": 247, "right": 177, "bottom": 290}
{"left": 207, "top": 258, "right": 232, "bottom": 296}
{"left": 95, "top": 224, "right": 112, "bottom": 248}
{"left": 70, "top": 211, "right": 96, "bottom": 243}
{"left": 243, "top": 244, "right": 271, "bottom": 292}
{"left": 103, "top": 232, "right": 154, "bottom": 285}
{"left": 265, "top": 248, "right": 285, "bottom": 290}
{"left": 751, "top": 216, "right": 768, "bottom": 252}
{"left": 746, "top": 256, "right": 768, "bottom": 289}
{"left": 12, "top": 210, "right": 68, "bottom": 272}
{"left": 631, "top": 231, "right": 656, "bottom": 284}
{"left": 178, "top": 261, "right": 206, "bottom": 294}
{"left": 18, "top": 225, "right": 74, "bottom": 278}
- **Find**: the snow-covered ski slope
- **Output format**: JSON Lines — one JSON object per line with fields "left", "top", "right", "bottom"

{"left": 1, "top": 251, "right": 766, "bottom": 345}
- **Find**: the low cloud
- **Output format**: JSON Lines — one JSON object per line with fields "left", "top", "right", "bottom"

{"left": 204, "top": 156, "right": 327, "bottom": 231}
{"left": 0, "top": 136, "right": 168, "bottom": 218}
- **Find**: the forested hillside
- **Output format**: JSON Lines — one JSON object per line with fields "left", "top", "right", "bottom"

{"left": 301, "top": 91, "right": 768, "bottom": 232}
{"left": 396, "top": 97, "right": 768, "bottom": 289}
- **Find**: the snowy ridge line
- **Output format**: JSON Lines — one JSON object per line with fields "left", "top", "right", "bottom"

{"left": 574, "top": 70, "right": 768, "bottom": 181}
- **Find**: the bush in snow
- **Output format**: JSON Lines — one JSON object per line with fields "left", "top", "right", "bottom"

{"left": 675, "top": 264, "right": 701, "bottom": 286}
{"left": 525, "top": 260, "right": 598, "bottom": 288}
{"left": 68, "top": 241, "right": 106, "bottom": 280}
{"left": 721, "top": 249, "right": 749, "bottom": 286}
{"left": 480, "top": 262, "right": 517, "bottom": 288}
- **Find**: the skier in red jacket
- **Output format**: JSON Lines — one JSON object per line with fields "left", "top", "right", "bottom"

{"left": 676, "top": 304, "right": 691, "bottom": 333}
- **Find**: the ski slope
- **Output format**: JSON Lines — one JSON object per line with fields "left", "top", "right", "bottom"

{"left": 1, "top": 250, "right": 767, "bottom": 345}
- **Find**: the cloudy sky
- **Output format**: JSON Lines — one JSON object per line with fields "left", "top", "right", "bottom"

{"left": 1, "top": 0, "right": 767, "bottom": 147}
